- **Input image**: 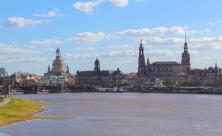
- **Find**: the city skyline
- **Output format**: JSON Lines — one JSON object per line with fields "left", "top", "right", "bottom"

{"left": 1, "top": 0, "right": 222, "bottom": 75}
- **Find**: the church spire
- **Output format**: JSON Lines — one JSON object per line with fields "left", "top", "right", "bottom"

{"left": 139, "top": 39, "right": 144, "bottom": 51}
{"left": 138, "top": 39, "right": 145, "bottom": 68}
{"left": 94, "top": 58, "right": 100, "bottom": 73}
{"left": 215, "top": 62, "right": 218, "bottom": 69}
{"left": 48, "top": 64, "right": 51, "bottom": 74}
{"left": 181, "top": 33, "right": 191, "bottom": 72}
{"left": 147, "top": 58, "right": 150, "bottom": 65}
{"left": 66, "top": 64, "right": 70, "bottom": 74}
{"left": 184, "top": 33, "right": 188, "bottom": 52}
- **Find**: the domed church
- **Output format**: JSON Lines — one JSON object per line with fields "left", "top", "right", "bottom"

{"left": 46, "top": 48, "right": 70, "bottom": 76}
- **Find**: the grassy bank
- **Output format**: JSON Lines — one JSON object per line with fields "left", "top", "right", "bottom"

{"left": 0, "top": 97, "right": 3, "bottom": 103}
{"left": 0, "top": 97, "right": 50, "bottom": 127}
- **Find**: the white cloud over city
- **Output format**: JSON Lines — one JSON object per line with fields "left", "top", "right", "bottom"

{"left": 4, "top": 16, "right": 43, "bottom": 28}
{"left": 31, "top": 38, "right": 63, "bottom": 46}
{"left": 73, "top": 0, "right": 128, "bottom": 14}
{"left": 34, "top": 9, "right": 63, "bottom": 18}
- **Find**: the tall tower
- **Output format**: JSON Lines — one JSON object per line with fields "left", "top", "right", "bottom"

{"left": 181, "top": 34, "right": 191, "bottom": 73}
{"left": 47, "top": 64, "right": 51, "bottom": 74}
{"left": 94, "top": 59, "right": 100, "bottom": 74}
{"left": 138, "top": 40, "right": 146, "bottom": 77}
{"left": 66, "top": 65, "right": 70, "bottom": 74}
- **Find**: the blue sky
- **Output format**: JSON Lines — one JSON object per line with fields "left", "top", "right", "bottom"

{"left": 0, "top": 0, "right": 222, "bottom": 75}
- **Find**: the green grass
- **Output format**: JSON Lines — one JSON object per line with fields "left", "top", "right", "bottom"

{"left": 0, "top": 97, "right": 3, "bottom": 103}
{"left": 0, "top": 97, "right": 56, "bottom": 127}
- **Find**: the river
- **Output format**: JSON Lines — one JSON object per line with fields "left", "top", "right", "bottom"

{"left": 1, "top": 93, "right": 222, "bottom": 136}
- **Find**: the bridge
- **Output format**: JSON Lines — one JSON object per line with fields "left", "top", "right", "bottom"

{"left": 0, "top": 84, "right": 70, "bottom": 94}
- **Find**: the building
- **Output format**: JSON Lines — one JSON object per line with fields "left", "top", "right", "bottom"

{"left": 137, "top": 36, "right": 190, "bottom": 86}
{"left": 75, "top": 59, "right": 125, "bottom": 88}
{"left": 181, "top": 35, "right": 191, "bottom": 74}
{"left": 140, "top": 77, "right": 163, "bottom": 88}
{"left": 137, "top": 35, "right": 222, "bottom": 87}
{"left": 39, "top": 48, "right": 72, "bottom": 86}
{"left": 0, "top": 72, "right": 40, "bottom": 86}
{"left": 20, "top": 74, "right": 40, "bottom": 86}
{"left": 45, "top": 48, "right": 69, "bottom": 76}
{"left": 187, "top": 64, "right": 222, "bottom": 87}
{"left": 0, "top": 67, "right": 7, "bottom": 77}
{"left": 125, "top": 73, "right": 137, "bottom": 87}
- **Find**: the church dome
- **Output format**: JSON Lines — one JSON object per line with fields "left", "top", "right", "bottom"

{"left": 51, "top": 48, "right": 65, "bottom": 76}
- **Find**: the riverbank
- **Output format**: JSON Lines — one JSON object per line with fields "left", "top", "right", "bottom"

{"left": 0, "top": 97, "right": 11, "bottom": 107}
{"left": 0, "top": 97, "right": 48, "bottom": 127}
{"left": 0, "top": 97, "right": 3, "bottom": 103}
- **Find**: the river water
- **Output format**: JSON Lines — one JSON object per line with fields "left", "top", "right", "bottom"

{"left": 1, "top": 93, "right": 222, "bottom": 136}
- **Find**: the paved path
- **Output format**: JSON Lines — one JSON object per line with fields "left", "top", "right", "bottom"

{"left": 0, "top": 97, "right": 11, "bottom": 107}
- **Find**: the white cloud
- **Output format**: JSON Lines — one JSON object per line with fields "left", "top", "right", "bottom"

{"left": 34, "top": 9, "right": 62, "bottom": 17}
{"left": 69, "top": 32, "right": 107, "bottom": 43}
{"left": 0, "top": 43, "right": 51, "bottom": 74}
{"left": 208, "top": 19, "right": 222, "bottom": 25}
{"left": 65, "top": 48, "right": 180, "bottom": 60}
{"left": 31, "top": 38, "right": 63, "bottom": 46}
{"left": 110, "top": 0, "right": 128, "bottom": 7}
{"left": 68, "top": 26, "right": 209, "bottom": 43}
{"left": 73, "top": 0, "right": 102, "bottom": 14}
{"left": 73, "top": 47, "right": 97, "bottom": 51}
{"left": 0, "top": 42, "right": 42, "bottom": 55}
{"left": 115, "top": 26, "right": 207, "bottom": 38}
{"left": 108, "top": 44, "right": 135, "bottom": 50}
{"left": 65, "top": 53, "right": 100, "bottom": 59}
{"left": 5, "top": 16, "right": 43, "bottom": 28}
{"left": 73, "top": 0, "right": 128, "bottom": 14}
{"left": 26, "top": 57, "right": 49, "bottom": 63}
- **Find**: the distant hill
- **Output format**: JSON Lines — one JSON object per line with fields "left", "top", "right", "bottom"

{"left": 0, "top": 67, "right": 8, "bottom": 77}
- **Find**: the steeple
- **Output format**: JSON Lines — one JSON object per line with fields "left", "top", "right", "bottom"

{"left": 215, "top": 62, "right": 218, "bottom": 69}
{"left": 139, "top": 39, "right": 144, "bottom": 53}
{"left": 47, "top": 64, "right": 51, "bottom": 74}
{"left": 94, "top": 59, "right": 100, "bottom": 73}
{"left": 181, "top": 33, "right": 191, "bottom": 72}
{"left": 138, "top": 40, "right": 146, "bottom": 77}
{"left": 184, "top": 33, "right": 188, "bottom": 52}
{"left": 138, "top": 39, "right": 145, "bottom": 68}
{"left": 147, "top": 58, "right": 150, "bottom": 65}
{"left": 66, "top": 65, "right": 70, "bottom": 74}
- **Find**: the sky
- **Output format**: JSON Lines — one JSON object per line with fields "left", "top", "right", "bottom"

{"left": 1, "top": 0, "right": 222, "bottom": 75}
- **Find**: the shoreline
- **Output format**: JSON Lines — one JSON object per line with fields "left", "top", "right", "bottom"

{"left": 0, "top": 97, "right": 47, "bottom": 127}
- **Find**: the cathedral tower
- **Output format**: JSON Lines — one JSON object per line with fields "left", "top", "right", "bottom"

{"left": 94, "top": 59, "right": 100, "bottom": 74}
{"left": 138, "top": 40, "right": 146, "bottom": 77}
{"left": 181, "top": 34, "right": 191, "bottom": 73}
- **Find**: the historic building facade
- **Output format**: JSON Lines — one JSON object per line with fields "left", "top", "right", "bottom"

{"left": 181, "top": 35, "right": 191, "bottom": 73}
{"left": 0, "top": 72, "right": 40, "bottom": 86}
{"left": 138, "top": 36, "right": 190, "bottom": 86}
{"left": 137, "top": 35, "right": 222, "bottom": 87}
{"left": 75, "top": 59, "right": 125, "bottom": 87}
{"left": 39, "top": 49, "right": 71, "bottom": 86}
{"left": 187, "top": 64, "right": 222, "bottom": 87}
